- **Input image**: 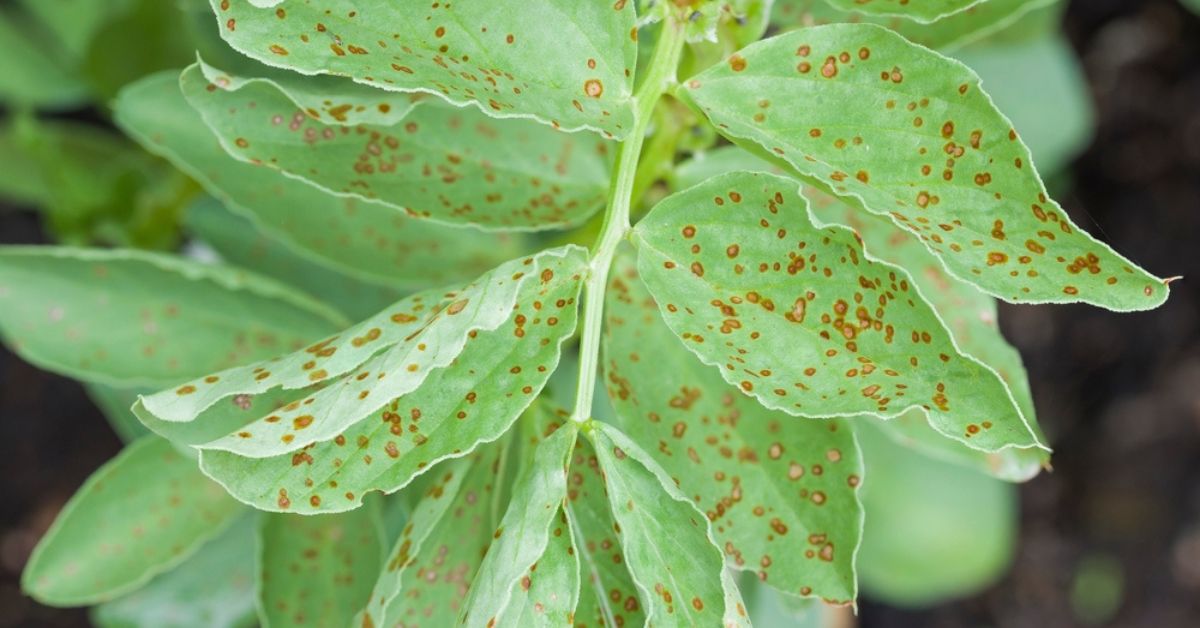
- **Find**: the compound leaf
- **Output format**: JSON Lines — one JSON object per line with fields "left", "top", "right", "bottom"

{"left": 680, "top": 24, "right": 1170, "bottom": 311}
{"left": 588, "top": 422, "right": 749, "bottom": 627}
{"left": 115, "top": 72, "right": 523, "bottom": 292}
{"left": 22, "top": 436, "right": 244, "bottom": 606}
{"left": 459, "top": 423, "right": 577, "bottom": 626}
{"left": 632, "top": 171, "right": 1041, "bottom": 452}
{"left": 773, "top": 0, "right": 1054, "bottom": 50}
{"left": 256, "top": 503, "right": 384, "bottom": 627}
{"left": 92, "top": 515, "right": 258, "bottom": 628}
{"left": 188, "top": 246, "right": 584, "bottom": 512}
{"left": 0, "top": 246, "right": 343, "bottom": 388}
{"left": 180, "top": 61, "right": 612, "bottom": 231}
{"left": 604, "top": 253, "right": 863, "bottom": 602}
{"left": 206, "top": 0, "right": 637, "bottom": 137}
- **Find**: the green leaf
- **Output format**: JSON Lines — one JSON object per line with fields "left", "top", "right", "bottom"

{"left": 855, "top": 422, "right": 1016, "bottom": 606}
{"left": 603, "top": 253, "right": 863, "bottom": 602}
{"left": 206, "top": 0, "right": 637, "bottom": 137}
{"left": 823, "top": 0, "right": 985, "bottom": 22}
{"left": 806, "top": 187, "right": 1047, "bottom": 480}
{"left": 115, "top": 72, "right": 524, "bottom": 291}
{"left": 179, "top": 60, "right": 613, "bottom": 231}
{"left": 17, "top": 0, "right": 138, "bottom": 60}
{"left": 92, "top": 515, "right": 258, "bottom": 628}
{"left": 1185, "top": 0, "right": 1200, "bottom": 16}
{"left": 680, "top": 24, "right": 1171, "bottom": 311}
{"left": 588, "top": 422, "right": 750, "bottom": 626}
{"left": 256, "top": 503, "right": 385, "bottom": 627}
{"left": 952, "top": 31, "right": 1091, "bottom": 174}
{"left": 772, "top": 0, "right": 1055, "bottom": 50}
{"left": 0, "top": 7, "right": 88, "bottom": 108}
{"left": 22, "top": 436, "right": 244, "bottom": 606}
{"left": 185, "top": 198, "right": 405, "bottom": 321}
{"left": 86, "top": 384, "right": 151, "bottom": 443}
{"left": 78, "top": 0, "right": 197, "bottom": 102}
{"left": 566, "top": 433, "right": 647, "bottom": 628}
{"left": 0, "top": 247, "right": 343, "bottom": 388}
{"left": 459, "top": 423, "right": 578, "bottom": 626}
{"left": 633, "top": 171, "right": 1041, "bottom": 452}
{"left": 150, "top": 246, "right": 585, "bottom": 512}
{"left": 358, "top": 441, "right": 509, "bottom": 627}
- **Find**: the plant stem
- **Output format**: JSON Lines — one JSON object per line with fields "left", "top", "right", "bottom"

{"left": 569, "top": 17, "right": 686, "bottom": 424}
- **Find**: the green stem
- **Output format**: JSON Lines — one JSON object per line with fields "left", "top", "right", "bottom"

{"left": 570, "top": 18, "right": 686, "bottom": 424}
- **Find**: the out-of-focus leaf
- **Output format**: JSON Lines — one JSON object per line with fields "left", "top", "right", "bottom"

{"left": 823, "top": 0, "right": 984, "bottom": 22}
{"left": 18, "top": 0, "right": 138, "bottom": 60}
{"left": 604, "top": 253, "right": 863, "bottom": 602}
{"left": 855, "top": 422, "right": 1016, "bottom": 606}
{"left": 256, "top": 503, "right": 384, "bottom": 627}
{"left": 588, "top": 422, "right": 750, "bottom": 626}
{"left": 953, "top": 32, "right": 1092, "bottom": 174}
{"left": 0, "top": 8, "right": 88, "bottom": 108}
{"left": 772, "top": 0, "right": 1055, "bottom": 50}
{"left": 207, "top": 0, "right": 637, "bottom": 137}
{"left": 91, "top": 515, "right": 257, "bottom": 628}
{"left": 0, "top": 247, "right": 343, "bottom": 388}
{"left": 633, "top": 171, "right": 1041, "bottom": 452}
{"left": 22, "top": 437, "right": 244, "bottom": 606}
{"left": 179, "top": 61, "right": 612, "bottom": 231}
{"left": 566, "top": 432, "right": 646, "bottom": 628}
{"left": 80, "top": 0, "right": 195, "bottom": 101}
{"left": 0, "top": 118, "right": 53, "bottom": 205}
{"left": 195, "top": 248, "right": 585, "bottom": 512}
{"left": 459, "top": 424, "right": 577, "bottom": 626}
{"left": 358, "top": 442, "right": 509, "bottom": 627}
{"left": 680, "top": 24, "right": 1170, "bottom": 310}
{"left": 115, "top": 72, "right": 524, "bottom": 292}
{"left": 86, "top": 384, "right": 151, "bottom": 443}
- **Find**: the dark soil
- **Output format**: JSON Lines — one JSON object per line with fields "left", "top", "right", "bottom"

{"left": 1, "top": 1, "right": 1197, "bottom": 626}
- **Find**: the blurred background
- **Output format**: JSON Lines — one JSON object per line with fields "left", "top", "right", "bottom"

{"left": 1, "top": 0, "right": 1198, "bottom": 626}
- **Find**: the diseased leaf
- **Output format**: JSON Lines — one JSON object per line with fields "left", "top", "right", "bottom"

{"left": 807, "top": 188, "right": 1047, "bottom": 480}
{"left": 137, "top": 245, "right": 584, "bottom": 458}
{"left": 184, "top": 246, "right": 584, "bottom": 512}
{"left": 772, "top": 0, "right": 1055, "bottom": 50}
{"left": 588, "top": 422, "right": 749, "bottom": 627}
{"left": 604, "top": 253, "right": 863, "bottom": 602}
{"left": 566, "top": 435, "right": 646, "bottom": 628}
{"left": 256, "top": 503, "right": 384, "bottom": 627}
{"left": 92, "top": 515, "right": 258, "bottom": 628}
{"left": 359, "top": 441, "right": 509, "bottom": 627}
{"left": 823, "top": 0, "right": 985, "bottom": 23}
{"left": 180, "top": 61, "right": 613, "bottom": 231}
{"left": 116, "top": 72, "right": 523, "bottom": 292}
{"left": 22, "top": 436, "right": 244, "bottom": 606}
{"left": 0, "top": 247, "right": 343, "bottom": 388}
{"left": 681, "top": 24, "right": 1170, "bottom": 310}
{"left": 207, "top": 0, "right": 637, "bottom": 137}
{"left": 632, "top": 171, "right": 1041, "bottom": 452}
{"left": 86, "top": 384, "right": 151, "bottom": 443}
{"left": 185, "top": 198, "right": 405, "bottom": 321}
{"left": 855, "top": 422, "right": 1016, "bottom": 606}
{"left": 459, "top": 424, "right": 577, "bottom": 626}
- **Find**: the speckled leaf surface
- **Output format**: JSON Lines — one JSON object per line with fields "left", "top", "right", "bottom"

{"left": 92, "top": 515, "right": 258, "bottom": 628}
{"left": 772, "top": 0, "right": 1055, "bottom": 50}
{"left": 588, "top": 422, "right": 750, "bottom": 627}
{"left": 807, "top": 188, "right": 1047, "bottom": 480}
{"left": 0, "top": 247, "right": 343, "bottom": 388}
{"left": 603, "top": 255, "right": 863, "bottom": 602}
{"left": 256, "top": 503, "right": 384, "bottom": 627}
{"left": 500, "top": 506, "right": 580, "bottom": 626}
{"left": 633, "top": 172, "right": 1040, "bottom": 452}
{"left": 138, "top": 245, "right": 585, "bottom": 462}
{"left": 681, "top": 24, "right": 1170, "bottom": 310}
{"left": 180, "top": 62, "right": 612, "bottom": 231}
{"left": 194, "top": 247, "right": 584, "bottom": 512}
{"left": 116, "top": 73, "right": 523, "bottom": 290}
{"left": 566, "top": 435, "right": 646, "bottom": 628}
{"left": 207, "top": 0, "right": 637, "bottom": 137}
{"left": 824, "top": 0, "right": 984, "bottom": 22}
{"left": 360, "top": 443, "right": 508, "bottom": 627}
{"left": 22, "top": 437, "right": 244, "bottom": 606}
{"left": 460, "top": 424, "right": 577, "bottom": 626}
